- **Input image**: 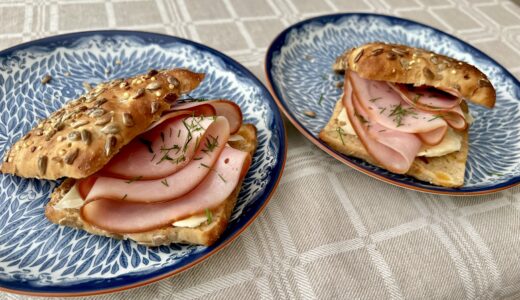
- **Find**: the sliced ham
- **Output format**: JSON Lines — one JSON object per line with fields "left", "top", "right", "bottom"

{"left": 172, "top": 100, "right": 242, "bottom": 134}
{"left": 388, "top": 83, "right": 461, "bottom": 109}
{"left": 101, "top": 115, "right": 224, "bottom": 179}
{"left": 388, "top": 83, "right": 467, "bottom": 131}
{"left": 149, "top": 104, "right": 216, "bottom": 130}
{"left": 348, "top": 71, "right": 448, "bottom": 135}
{"left": 80, "top": 146, "right": 251, "bottom": 233}
{"left": 344, "top": 73, "right": 422, "bottom": 174}
{"left": 86, "top": 116, "right": 230, "bottom": 203}
{"left": 416, "top": 126, "right": 447, "bottom": 146}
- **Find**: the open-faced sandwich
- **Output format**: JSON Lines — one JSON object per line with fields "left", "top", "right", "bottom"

{"left": 320, "top": 42, "right": 496, "bottom": 187}
{"left": 0, "top": 68, "right": 257, "bottom": 246}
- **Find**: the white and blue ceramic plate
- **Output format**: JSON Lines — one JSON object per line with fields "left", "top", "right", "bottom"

{"left": 0, "top": 31, "right": 286, "bottom": 296}
{"left": 265, "top": 13, "right": 520, "bottom": 196}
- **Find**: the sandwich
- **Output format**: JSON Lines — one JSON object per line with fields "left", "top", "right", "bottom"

{"left": 0, "top": 68, "right": 257, "bottom": 246}
{"left": 320, "top": 42, "right": 495, "bottom": 187}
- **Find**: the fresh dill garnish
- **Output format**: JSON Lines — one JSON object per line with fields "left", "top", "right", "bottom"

{"left": 378, "top": 129, "right": 386, "bottom": 132}
{"left": 388, "top": 104, "right": 416, "bottom": 127}
{"left": 150, "top": 153, "right": 156, "bottom": 162}
{"left": 160, "top": 145, "right": 180, "bottom": 152}
{"left": 161, "top": 179, "right": 169, "bottom": 187}
{"left": 200, "top": 163, "right": 210, "bottom": 169}
{"left": 369, "top": 97, "right": 382, "bottom": 103}
{"left": 193, "top": 157, "right": 203, "bottom": 160}
{"left": 218, "top": 173, "right": 227, "bottom": 183}
{"left": 177, "top": 129, "right": 181, "bottom": 137}
{"left": 125, "top": 176, "right": 142, "bottom": 184}
{"left": 205, "top": 208, "right": 213, "bottom": 224}
{"left": 428, "top": 114, "right": 445, "bottom": 122}
{"left": 202, "top": 135, "right": 219, "bottom": 154}
{"left": 169, "top": 127, "right": 173, "bottom": 138}
{"left": 121, "top": 194, "right": 128, "bottom": 201}
{"left": 318, "top": 94, "right": 324, "bottom": 106}
{"left": 379, "top": 107, "right": 386, "bottom": 114}
{"left": 139, "top": 138, "right": 154, "bottom": 153}
{"left": 182, "top": 119, "right": 193, "bottom": 152}
{"left": 160, "top": 132, "right": 165, "bottom": 142}
{"left": 336, "top": 127, "right": 345, "bottom": 145}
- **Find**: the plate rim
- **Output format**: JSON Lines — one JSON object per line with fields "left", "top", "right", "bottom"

{"left": 0, "top": 29, "right": 288, "bottom": 297}
{"left": 264, "top": 12, "right": 520, "bottom": 196}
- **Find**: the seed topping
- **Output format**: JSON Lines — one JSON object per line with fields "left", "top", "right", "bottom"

{"left": 122, "top": 112, "right": 135, "bottom": 127}
{"left": 64, "top": 148, "right": 79, "bottom": 165}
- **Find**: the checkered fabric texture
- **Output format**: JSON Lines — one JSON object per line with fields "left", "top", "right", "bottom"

{"left": 1, "top": 0, "right": 520, "bottom": 299}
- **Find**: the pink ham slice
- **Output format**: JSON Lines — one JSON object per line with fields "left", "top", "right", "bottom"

{"left": 172, "top": 100, "right": 242, "bottom": 134}
{"left": 388, "top": 83, "right": 467, "bottom": 131}
{"left": 86, "top": 116, "right": 230, "bottom": 203}
{"left": 349, "top": 72, "right": 449, "bottom": 136}
{"left": 344, "top": 74, "right": 421, "bottom": 174}
{"left": 102, "top": 114, "right": 222, "bottom": 180}
{"left": 416, "top": 126, "right": 447, "bottom": 146}
{"left": 148, "top": 103, "right": 216, "bottom": 130}
{"left": 388, "top": 83, "right": 461, "bottom": 109}
{"left": 80, "top": 146, "right": 251, "bottom": 233}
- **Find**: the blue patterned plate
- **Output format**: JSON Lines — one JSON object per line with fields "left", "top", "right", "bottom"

{"left": 265, "top": 13, "right": 520, "bottom": 196}
{"left": 0, "top": 31, "right": 286, "bottom": 296}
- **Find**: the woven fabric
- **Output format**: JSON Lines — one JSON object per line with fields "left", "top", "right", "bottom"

{"left": 2, "top": 0, "right": 520, "bottom": 299}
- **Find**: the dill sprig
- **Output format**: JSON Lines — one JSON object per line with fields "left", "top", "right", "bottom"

{"left": 336, "top": 127, "right": 345, "bottom": 145}
{"left": 202, "top": 135, "right": 219, "bottom": 154}
{"left": 125, "top": 176, "right": 142, "bottom": 184}
{"left": 388, "top": 104, "right": 416, "bottom": 127}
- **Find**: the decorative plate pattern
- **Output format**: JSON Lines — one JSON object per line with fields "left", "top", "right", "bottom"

{"left": 265, "top": 13, "right": 520, "bottom": 195}
{"left": 0, "top": 31, "right": 286, "bottom": 295}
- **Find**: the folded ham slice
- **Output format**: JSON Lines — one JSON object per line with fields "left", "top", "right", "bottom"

{"left": 348, "top": 72, "right": 449, "bottom": 136}
{"left": 416, "top": 126, "right": 448, "bottom": 146}
{"left": 80, "top": 146, "right": 251, "bottom": 233}
{"left": 172, "top": 100, "right": 242, "bottom": 134}
{"left": 388, "top": 83, "right": 467, "bottom": 131}
{"left": 102, "top": 114, "right": 222, "bottom": 179}
{"left": 86, "top": 116, "right": 230, "bottom": 203}
{"left": 344, "top": 73, "right": 422, "bottom": 174}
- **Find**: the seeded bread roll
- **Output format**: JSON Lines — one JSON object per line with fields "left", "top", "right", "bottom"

{"left": 334, "top": 42, "right": 495, "bottom": 108}
{"left": 0, "top": 69, "right": 204, "bottom": 180}
{"left": 45, "top": 124, "right": 257, "bottom": 246}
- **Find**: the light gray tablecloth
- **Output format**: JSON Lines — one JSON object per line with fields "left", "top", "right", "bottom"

{"left": 2, "top": 0, "right": 520, "bottom": 299}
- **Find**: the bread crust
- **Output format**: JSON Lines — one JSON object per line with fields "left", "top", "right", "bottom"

{"left": 335, "top": 42, "right": 495, "bottom": 108}
{"left": 319, "top": 99, "right": 467, "bottom": 187}
{"left": 45, "top": 124, "right": 257, "bottom": 246}
{"left": 1, "top": 69, "right": 204, "bottom": 180}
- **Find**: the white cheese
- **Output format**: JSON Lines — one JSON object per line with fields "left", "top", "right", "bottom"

{"left": 337, "top": 108, "right": 356, "bottom": 135}
{"left": 336, "top": 108, "right": 462, "bottom": 157}
{"left": 417, "top": 128, "right": 462, "bottom": 157}
{"left": 54, "top": 184, "right": 84, "bottom": 210}
{"left": 56, "top": 184, "right": 209, "bottom": 229}
{"left": 172, "top": 215, "right": 208, "bottom": 228}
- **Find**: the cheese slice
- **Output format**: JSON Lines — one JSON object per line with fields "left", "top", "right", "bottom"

{"left": 54, "top": 185, "right": 83, "bottom": 210}
{"left": 55, "top": 184, "right": 208, "bottom": 228}
{"left": 337, "top": 108, "right": 462, "bottom": 157}
{"left": 172, "top": 215, "right": 207, "bottom": 228}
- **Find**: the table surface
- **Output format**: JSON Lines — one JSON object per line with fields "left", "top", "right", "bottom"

{"left": 1, "top": 0, "right": 520, "bottom": 299}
